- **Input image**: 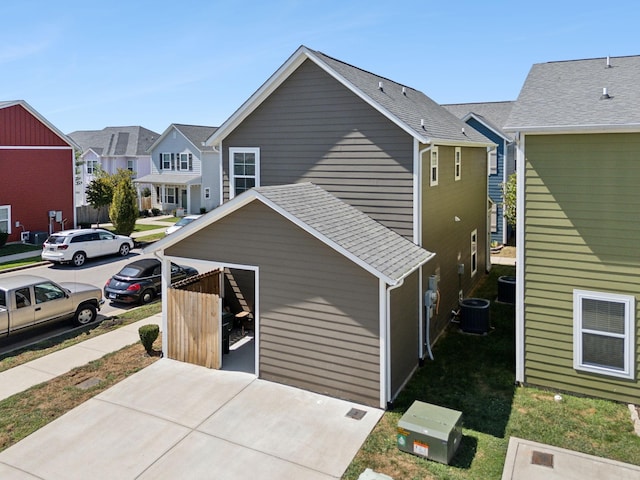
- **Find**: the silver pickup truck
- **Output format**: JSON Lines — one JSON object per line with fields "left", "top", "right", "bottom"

{"left": 0, "top": 274, "right": 104, "bottom": 337}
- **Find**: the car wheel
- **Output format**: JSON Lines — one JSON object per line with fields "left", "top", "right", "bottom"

{"left": 72, "top": 251, "right": 86, "bottom": 267}
{"left": 74, "top": 303, "right": 97, "bottom": 326}
{"left": 140, "top": 289, "right": 155, "bottom": 305}
{"left": 119, "top": 243, "right": 131, "bottom": 256}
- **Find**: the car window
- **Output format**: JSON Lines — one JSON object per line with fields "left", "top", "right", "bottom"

{"left": 154, "top": 266, "right": 162, "bottom": 275}
{"left": 15, "top": 288, "right": 32, "bottom": 308}
{"left": 46, "top": 235, "right": 66, "bottom": 244}
{"left": 34, "top": 282, "right": 66, "bottom": 304}
{"left": 0, "top": 290, "right": 6, "bottom": 307}
{"left": 118, "top": 266, "right": 144, "bottom": 277}
{"left": 99, "top": 231, "right": 115, "bottom": 240}
{"left": 89, "top": 233, "right": 100, "bottom": 241}
{"left": 71, "top": 234, "right": 88, "bottom": 243}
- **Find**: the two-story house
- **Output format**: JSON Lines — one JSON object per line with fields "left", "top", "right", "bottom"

{"left": 504, "top": 55, "right": 640, "bottom": 404}
{"left": 0, "top": 100, "right": 78, "bottom": 243}
{"left": 137, "top": 124, "right": 220, "bottom": 215}
{"left": 69, "top": 126, "right": 159, "bottom": 207}
{"left": 444, "top": 101, "right": 516, "bottom": 245}
{"left": 146, "top": 46, "right": 494, "bottom": 408}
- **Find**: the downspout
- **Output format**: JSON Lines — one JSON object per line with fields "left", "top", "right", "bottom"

{"left": 416, "top": 144, "right": 432, "bottom": 361}
{"left": 515, "top": 133, "right": 526, "bottom": 383}
{"left": 381, "top": 278, "right": 405, "bottom": 409}
{"left": 154, "top": 251, "right": 170, "bottom": 359}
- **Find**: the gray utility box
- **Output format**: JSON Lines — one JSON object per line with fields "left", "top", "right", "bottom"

{"left": 397, "top": 401, "right": 462, "bottom": 464}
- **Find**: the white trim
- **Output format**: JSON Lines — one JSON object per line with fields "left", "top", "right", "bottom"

{"left": 515, "top": 133, "right": 526, "bottom": 382}
{"left": 0, "top": 205, "right": 11, "bottom": 234}
{"left": 470, "top": 229, "right": 478, "bottom": 277}
{"left": 229, "top": 147, "right": 260, "bottom": 199}
{"left": 429, "top": 147, "right": 439, "bottom": 187}
{"left": 573, "top": 289, "right": 635, "bottom": 380}
{"left": 219, "top": 140, "right": 225, "bottom": 206}
{"left": 414, "top": 140, "right": 426, "bottom": 246}
{"left": 454, "top": 147, "right": 462, "bottom": 181}
{"left": 504, "top": 123, "right": 640, "bottom": 134}
{"left": 379, "top": 279, "right": 388, "bottom": 408}
{"left": 462, "top": 112, "right": 512, "bottom": 143}
{"left": 0, "top": 145, "right": 73, "bottom": 150}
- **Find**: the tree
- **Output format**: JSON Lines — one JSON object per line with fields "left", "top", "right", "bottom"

{"left": 85, "top": 175, "right": 112, "bottom": 227}
{"left": 109, "top": 176, "right": 138, "bottom": 236}
{"left": 501, "top": 172, "right": 517, "bottom": 229}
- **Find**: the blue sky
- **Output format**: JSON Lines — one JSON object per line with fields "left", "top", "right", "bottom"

{"left": 2, "top": 0, "right": 637, "bottom": 135}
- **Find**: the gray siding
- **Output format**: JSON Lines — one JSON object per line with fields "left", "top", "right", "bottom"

{"left": 390, "top": 269, "right": 420, "bottom": 398}
{"left": 150, "top": 129, "right": 203, "bottom": 175}
{"left": 222, "top": 59, "right": 415, "bottom": 239}
{"left": 523, "top": 133, "right": 640, "bottom": 403}
{"left": 422, "top": 145, "right": 489, "bottom": 337}
{"left": 166, "top": 200, "right": 381, "bottom": 406}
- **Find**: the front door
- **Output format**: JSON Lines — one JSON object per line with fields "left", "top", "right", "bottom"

{"left": 181, "top": 189, "right": 188, "bottom": 213}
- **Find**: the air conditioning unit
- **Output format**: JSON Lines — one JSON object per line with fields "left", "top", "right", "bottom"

{"left": 21, "top": 231, "right": 31, "bottom": 243}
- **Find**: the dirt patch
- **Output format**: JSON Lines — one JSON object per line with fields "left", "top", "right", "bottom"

{"left": 494, "top": 246, "right": 516, "bottom": 258}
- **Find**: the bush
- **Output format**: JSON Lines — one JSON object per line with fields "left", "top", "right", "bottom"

{"left": 139, "top": 209, "right": 149, "bottom": 218}
{"left": 199, "top": 207, "right": 206, "bottom": 214}
{"left": 138, "top": 324, "right": 160, "bottom": 354}
{"left": 0, "top": 230, "right": 8, "bottom": 248}
{"left": 151, "top": 208, "right": 162, "bottom": 216}
{"left": 109, "top": 179, "right": 138, "bottom": 235}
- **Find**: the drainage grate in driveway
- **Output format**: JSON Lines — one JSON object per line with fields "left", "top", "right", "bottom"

{"left": 346, "top": 408, "right": 367, "bottom": 420}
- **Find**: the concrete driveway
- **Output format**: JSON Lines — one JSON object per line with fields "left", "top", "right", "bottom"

{"left": 0, "top": 359, "right": 382, "bottom": 479}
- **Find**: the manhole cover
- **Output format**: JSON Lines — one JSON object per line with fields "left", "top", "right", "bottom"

{"left": 346, "top": 408, "right": 367, "bottom": 420}
{"left": 76, "top": 377, "right": 102, "bottom": 390}
{"left": 531, "top": 450, "right": 554, "bottom": 468}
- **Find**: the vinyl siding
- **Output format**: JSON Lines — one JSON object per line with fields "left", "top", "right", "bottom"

{"left": 222, "top": 59, "right": 415, "bottom": 239}
{"left": 390, "top": 269, "right": 420, "bottom": 398}
{"left": 523, "top": 133, "right": 640, "bottom": 403}
{"left": 0, "top": 104, "right": 68, "bottom": 146}
{"left": 422, "top": 144, "right": 489, "bottom": 337}
{"left": 165, "top": 200, "right": 381, "bottom": 406}
{"left": 150, "top": 132, "right": 203, "bottom": 175}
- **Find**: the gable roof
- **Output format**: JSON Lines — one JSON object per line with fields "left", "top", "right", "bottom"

{"left": 68, "top": 126, "right": 160, "bottom": 157}
{"left": 147, "top": 124, "right": 218, "bottom": 153}
{"left": 206, "top": 45, "right": 493, "bottom": 148}
{"left": 443, "top": 101, "right": 515, "bottom": 141}
{"left": 505, "top": 55, "right": 640, "bottom": 133}
{"left": 145, "top": 182, "right": 433, "bottom": 285}
{"left": 0, "top": 100, "right": 80, "bottom": 149}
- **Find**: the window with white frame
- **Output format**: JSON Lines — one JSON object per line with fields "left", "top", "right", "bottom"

{"left": 164, "top": 187, "right": 176, "bottom": 204}
{"left": 204, "top": 187, "right": 211, "bottom": 199}
{"left": 573, "top": 290, "right": 635, "bottom": 379}
{"left": 470, "top": 229, "right": 478, "bottom": 276}
{"left": 0, "top": 205, "right": 11, "bottom": 234}
{"left": 230, "top": 147, "right": 259, "bottom": 198}
{"left": 488, "top": 149, "right": 498, "bottom": 175}
{"left": 179, "top": 153, "right": 192, "bottom": 171}
{"left": 127, "top": 159, "right": 136, "bottom": 173}
{"left": 430, "top": 147, "right": 439, "bottom": 186}
{"left": 86, "top": 160, "right": 98, "bottom": 175}
{"left": 161, "top": 153, "right": 173, "bottom": 170}
{"left": 455, "top": 147, "right": 462, "bottom": 181}
{"left": 491, "top": 204, "right": 498, "bottom": 232}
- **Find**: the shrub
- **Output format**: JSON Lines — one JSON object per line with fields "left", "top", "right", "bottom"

{"left": 199, "top": 207, "right": 206, "bottom": 214}
{"left": 109, "top": 179, "right": 138, "bottom": 235}
{"left": 151, "top": 208, "right": 162, "bottom": 216}
{"left": 0, "top": 230, "right": 8, "bottom": 248}
{"left": 138, "top": 324, "right": 160, "bottom": 354}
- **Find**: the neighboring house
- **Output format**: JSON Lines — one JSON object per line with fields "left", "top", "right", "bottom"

{"left": 148, "top": 46, "right": 494, "bottom": 408}
{"left": 443, "top": 101, "right": 515, "bottom": 245}
{"left": 0, "top": 100, "right": 79, "bottom": 243}
{"left": 68, "top": 126, "right": 159, "bottom": 206}
{"left": 504, "top": 55, "right": 640, "bottom": 404}
{"left": 137, "top": 124, "right": 220, "bottom": 215}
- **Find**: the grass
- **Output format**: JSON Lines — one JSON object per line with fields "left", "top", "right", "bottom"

{"left": 343, "top": 265, "right": 640, "bottom": 479}
{"left": 0, "top": 243, "right": 41, "bottom": 256}
{"left": 0, "top": 302, "right": 162, "bottom": 372}
{"left": 0, "top": 257, "right": 44, "bottom": 271}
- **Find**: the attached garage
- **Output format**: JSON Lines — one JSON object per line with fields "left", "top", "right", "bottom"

{"left": 146, "top": 183, "right": 433, "bottom": 408}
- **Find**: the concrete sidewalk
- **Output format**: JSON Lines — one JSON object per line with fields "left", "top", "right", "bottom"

{"left": 0, "top": 314, "right": 162, "bottom": 402}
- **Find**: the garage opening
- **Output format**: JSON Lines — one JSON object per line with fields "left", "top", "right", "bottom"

{"left": 221, "top": 267, "right": 256, "bottom": 374}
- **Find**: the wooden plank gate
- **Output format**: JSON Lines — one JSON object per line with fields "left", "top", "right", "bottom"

{"left": 167, "top": 270, "right": 222, "bottom": 369}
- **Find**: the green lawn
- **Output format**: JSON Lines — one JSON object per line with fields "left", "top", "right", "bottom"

{"left": 0, "top": 243, "right": 41, "bottom": 256}
{"left": 343, "top": 265, "right": 640, "bottom": 479}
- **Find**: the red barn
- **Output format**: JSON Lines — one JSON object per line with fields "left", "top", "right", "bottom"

{"left": 0, "top": 100, "right": 78, "bottom": 244}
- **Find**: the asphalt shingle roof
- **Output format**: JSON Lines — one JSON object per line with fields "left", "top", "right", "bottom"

{"left": 254, "top": 183, "right": 433, "bottom": 283}
{"left": 68, "top": 126, "right": 160, "bottom": 156}
{"left": 505, "top": 55, "right": 640, "bottom": 131}
{"left": 312, "top": 49, "right": 491, "bottom": 145}
{"left": 443, "top": 101, "right": 515, "bottom": 141}
{"left": 173, "top": 124, "right": 218, "bottom": 151}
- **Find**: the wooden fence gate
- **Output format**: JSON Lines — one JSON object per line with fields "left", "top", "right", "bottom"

{"left": 167, "top": 270, "right": 222, "bottom": 369}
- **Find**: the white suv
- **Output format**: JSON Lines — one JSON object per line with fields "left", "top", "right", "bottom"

{"left": 42, "top": 229, "right": 134, "bottom": 267}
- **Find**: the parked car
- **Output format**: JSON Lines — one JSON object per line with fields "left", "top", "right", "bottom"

{"left": 104, "top": 258, "right": 198, "bottom": 305}
{"left": 165, "top": 215, "right": 202, "bottom": 235}
{"left": 0, "top": 274, "right": 104, "bottom": 336}
{"left": 42, "top": 228, "right": 134, "bottom": 267}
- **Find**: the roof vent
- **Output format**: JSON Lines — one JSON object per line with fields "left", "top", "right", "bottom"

{"left": 600, "top": 87, "right": 612, "bottom": 100}
{"left": 402, "top": 86, "right": 407, "bottom": 96}
{"left": 606, "top": 56, "right": 612, "bottom": 68}
{"left": 378, "top": 81, "right": 383, "bottom": 91}
{"left": 420, "top": 119, "right": 425, "bottom": 129}
{"left": 461, "top": 127, "right": 466, "bottom": 135}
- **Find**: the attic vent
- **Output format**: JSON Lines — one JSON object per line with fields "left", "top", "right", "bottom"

{"left": 420, "top": 119, "right": 425, "bottom": 128}
{"left": 606, "top": 56, "right": 612, "bottom": 68}
{"left": 600, "top": 87, "right": 612, "bottom": 100}
{"left": 402, "top": 86, "right": 407, "bottom": 95}
{"left": 378, "top": 81, "right": 383, "bottom": 91}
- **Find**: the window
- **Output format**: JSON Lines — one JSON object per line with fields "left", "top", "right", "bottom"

{"left": 470, "top": 229, "right": 478, "bottom": 276}
{"left": 86, "top": 160, "right": 98, "bottom": 175}
{"left": 127, "top": 159, "right": 136, "bottom": 174}
{"left": 179, "top": 153, "right": 192, "bottom": 171}
{"left": 488, "top": 149, "right": 498, "bottom": 175}
{"left": 430, "top": 147, "right": 439, "bottom": 186}
{"left": 165, "top": 187, "right": 176, "bottom": 204}
{"left": 491, "top": 204, "right": 498, "bottom": 232}
{"left": 230, "top": 147, "right": 260, "bottom": 198}
{"left": 161, "top": 153, "right": 174, "bottom": 170}
{"left": 573, "top": 290, "right": 635, "bottom": 379}
{"left": 0, "top": 205, "right": 10, "bottom": 234}
{"left": 204, "top": 187, "right": 211, "bottom": 199}
{"left": 34, "top": 282, "right": 65, "bottom": 304}
{"left": 15, "top": 288, "right": 31, "bottom": 308}
{"left": 455, "top": 147, "right": 462, "bottom": 181}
